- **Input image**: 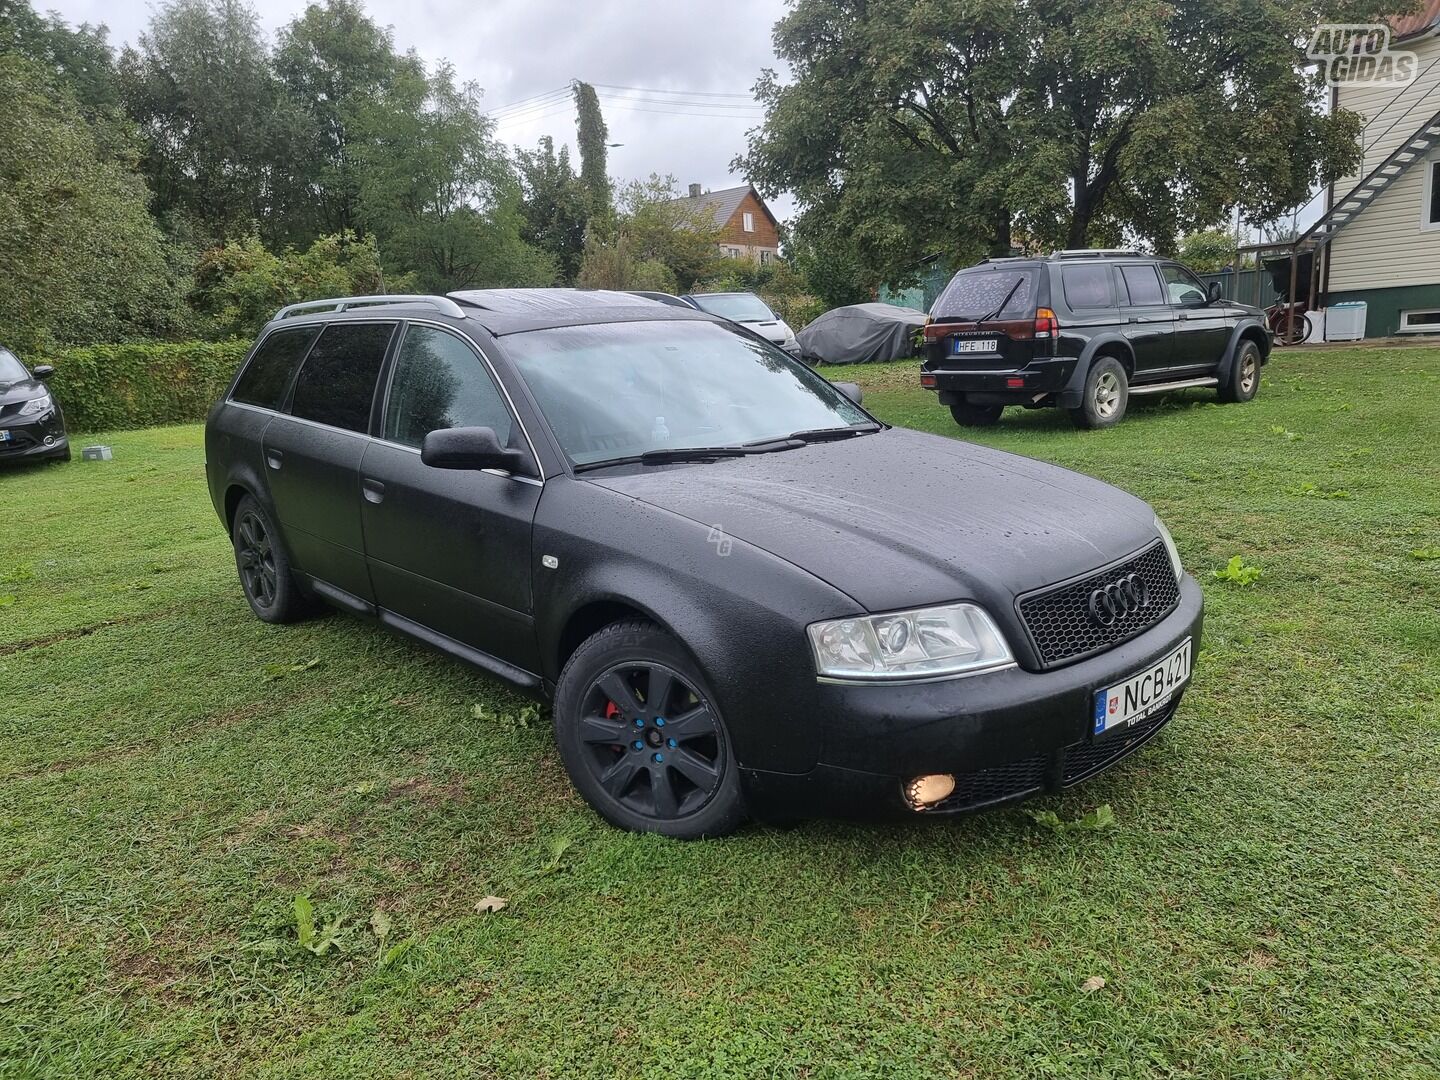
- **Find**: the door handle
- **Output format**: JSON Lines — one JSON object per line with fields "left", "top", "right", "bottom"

{"left": 265, "top": 449, "right": 283, "bottom": 470}
{"left": 361, "top": 478, "right": 386, "bottom": 504}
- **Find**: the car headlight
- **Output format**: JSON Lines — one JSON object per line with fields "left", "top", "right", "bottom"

{"left": 807, "top": 602, "right": 1014, "bottom": 681}
{"left": 1154, "top": 514, "right": 1184, "bottom": 580}
{"left": 18, "top": 394, "right": 52, "bottom": 417}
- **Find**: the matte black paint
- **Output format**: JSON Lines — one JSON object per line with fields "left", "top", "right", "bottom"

{"left": 206, "top": 292, "right": 1203, "bottom": 822}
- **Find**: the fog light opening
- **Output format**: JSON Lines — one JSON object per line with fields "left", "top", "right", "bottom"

{"left": 905, "top": 773, "right": 956, "bottom": 810}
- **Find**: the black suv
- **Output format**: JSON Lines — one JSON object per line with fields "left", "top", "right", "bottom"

{"left": 0, "top": 346, "right": 68, "bottom": 463}
{"left": 206, "top": 290, "right": 1202, "bottom": 837}
{"left": 921, "top": 250, "right": 1272, "bottom": 428}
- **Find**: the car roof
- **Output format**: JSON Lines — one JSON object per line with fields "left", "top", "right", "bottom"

{"left": 452, "top": 288, "right": 714, "bottom": 336}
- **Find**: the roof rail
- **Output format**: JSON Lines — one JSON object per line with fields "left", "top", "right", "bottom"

{"left": 273, "top": 294, "right": 466, "bottom": 321}
{"left": 1052, "top": 248, "right": 1145, "bottom": 259}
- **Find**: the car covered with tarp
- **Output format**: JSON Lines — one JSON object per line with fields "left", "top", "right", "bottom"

{"left": 796, "top": 303, "right": 926, "bottom": 365}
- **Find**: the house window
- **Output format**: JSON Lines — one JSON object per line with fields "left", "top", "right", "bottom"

{"left": 742, "top": 212, "right": 755, "bottom": 233}
{"left": 1427, "top": 159, "right": 1440, "bottom": 229}
{"left": 1398, "top": 309, "right": 1440, "bottom": 332}
{"left": 760, "top": 250, "right": 773, "bottom": 266}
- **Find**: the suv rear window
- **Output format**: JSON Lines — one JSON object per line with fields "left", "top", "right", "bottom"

{"left": 231, "top": 326, "right": 319, "bottom": 410}
{"left": 932, "top": 268, "right": 1035, "bottom": 320}
{"left": 289, "top": 322, "right": 395, "bottom": 433}
{"left": 1061, "top": 265, "right": 1115, "bottom": 309}
{"left": 1119, "top": 264, "right": 1165, "bottom": 305}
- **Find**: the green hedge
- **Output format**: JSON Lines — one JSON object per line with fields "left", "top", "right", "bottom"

{"left": 38, "top": 341, "right": 250, "bottom": 433}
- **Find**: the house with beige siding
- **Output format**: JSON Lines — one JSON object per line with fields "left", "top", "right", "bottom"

{"left": 1320, "top": 4, "right": 1440, "bottom": 335}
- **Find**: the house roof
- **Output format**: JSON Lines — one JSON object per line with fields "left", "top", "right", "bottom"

{"left": 1391, "top": 0, "right": 1440, "bottom": 40}
{"left": 666, "top": 184, "right": 773, "bottom": 229}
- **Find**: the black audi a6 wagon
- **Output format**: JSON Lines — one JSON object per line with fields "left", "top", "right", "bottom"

{"left": 205, "top": 289, "right": 1203, "bottom": 837}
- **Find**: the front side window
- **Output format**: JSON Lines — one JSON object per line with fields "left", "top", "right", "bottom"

{"left": 743, "top": 211, "right": 755, "bottom": 232}
{"left": 1162, "top": 264, "right": 1208, "bottom": 306}
{"left": 932, "top": 269, "right": 1035, "bottom": 320}
{"left": 504, "top": 320, "right": 869, "bottom": 466}
{"left": 231, "top": 326, "right": 319, "bottom": 410}
{"left": 384, "top": 325, "right": 513, "bottom": 449}
{"left": 1061, "top": 265, "right": 1115, "bottom": 308}
{"left": 1120, "top": 265, "right": 1165, "bottom": 305}
{"left": 289, "top": 322, "right": 394, "bottom": 433}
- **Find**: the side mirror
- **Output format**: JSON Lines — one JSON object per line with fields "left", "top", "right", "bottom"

{"left": 1206, "top": 281, "right": 1222, "bottom": 304}
{"left": 833, "top": 381, "right": 863, "bottom": 405}
{"left": 421, "top": 426, "right": 528, "bottom": 473}
{"left": 31, "top": 364, "right": 54, "bottom": 380}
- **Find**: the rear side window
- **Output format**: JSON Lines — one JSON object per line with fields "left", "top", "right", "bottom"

{"left": 1119, "top": 265, "right": 1165, "bottom": 305}
{"left": 1061, "top": 265, "right": 1115, "bottom": 309}
{"left": 289, "top": 322, "right": 395, "bottom": 433}
{"left": 384, "top": 325, "right": 514, "bottom": 449}
{"left": 231, "top": 327, "right": 319, "bottom": 410}
{"left": 932, "top": 269, "right": 1035, "bottom": 320}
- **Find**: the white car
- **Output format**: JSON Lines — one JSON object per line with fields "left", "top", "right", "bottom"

{"left": 681, "top": 292, "right": 801, "bottom": 357}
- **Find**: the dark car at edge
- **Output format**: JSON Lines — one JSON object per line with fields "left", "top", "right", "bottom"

{"left": 0, "top": 346, "right": 69, "bottom": 464}
{"left": 205, "top": 289, "right": 1203, "bottom": 837}
{"left": 921, "top": 249, "right": 1273, "bottom": 429}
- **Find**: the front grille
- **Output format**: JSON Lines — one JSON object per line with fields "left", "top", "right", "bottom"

{"left": 1017, "top": 542, "right": 1179, "bottom": 669}
{"left": 1061, "top": 700, "right": 1176, "bottom": 785}
{"left": 930, "top": 753, "right": 1048, "bottom": 812}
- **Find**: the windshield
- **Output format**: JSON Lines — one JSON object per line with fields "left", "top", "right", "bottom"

{"left": 0, "top": 349, "right": 28, "bottom": 383}
{"left": 932, "top": 268, "right": 1036, "bottom": 320}
{"left": 689, "top": 294, "right": 776, "bottom": 322}
{"left": 504, "top": 320, "right": 870, "bottom": 466}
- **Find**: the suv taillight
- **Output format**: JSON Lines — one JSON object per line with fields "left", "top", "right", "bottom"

{"left": 1034, "top": 308, "right": 1059, "bottom": 338}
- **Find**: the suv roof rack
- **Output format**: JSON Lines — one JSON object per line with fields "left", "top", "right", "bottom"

{"left": 1051, "top": 249, "right": 1145, "bottom": 260}
{"left": 273, "top": 294, "right": 466, "bottom": 321}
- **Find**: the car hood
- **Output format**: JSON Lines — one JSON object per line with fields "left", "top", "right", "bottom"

{"left": 587, "top": 427, "right": 1158, "bottom": 614}
{"left": 743, "top": 319, "right": 793, "bottom": 342}
{"left": 0, "top": 378, "right": 47, "bottom": 406}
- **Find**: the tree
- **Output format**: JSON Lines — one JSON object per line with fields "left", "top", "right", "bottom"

{"left": 515, "top": 135, "right": 588, "bottom": 283}
{"left": 1179, "top": 229, "right": 1239, "bottom": 273}
{"left": 356, "top": 60, "right": 554, "bottom": 291}
{"left": 189, "top": 230, "right": 395, "bottom": 338}
{"left": 118, "top": 0, "right": 285, "bottom": 241}
{"left": 0, "top": 56, "right": 184, "bottom": 352}
{"left": 0, "top": 0, "right": 122, "bottom": 115}
{"left": 573, "top": 81, "right": 611, "bottom": 223}
{"left": 272, "top": 0, "right": 417, "bottom": 243}
{"left": 739, "top": 0, "right": 1393, "bottom": 287}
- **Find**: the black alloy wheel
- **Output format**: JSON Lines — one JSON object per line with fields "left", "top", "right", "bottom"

{"left": 555, "top": 620, "right": 745, "bottom": 837}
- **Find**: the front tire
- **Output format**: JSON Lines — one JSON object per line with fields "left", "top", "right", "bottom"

{"left": 231, "top": 495, "right": 315, "bottom": 624}
{"left": 949, "top": 401, "right": 1004, "bottom": 427}
{"left": 1068, "top": 357, "right": 1128, "bottom": 429}
{"left": 1219, "top": 340, "right": 1262, "bottom": 403}
{"left": 554, "top": 619, "right": 745, "bottom": 838}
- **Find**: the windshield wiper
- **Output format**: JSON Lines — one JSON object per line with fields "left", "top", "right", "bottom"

{"left": 639, "top": 438, "right": 803, "bottom": 465}
{"left": 785, "top": 423, "right": 882, "bottom": 443}
{"left": 967, "top": 277, "right": 1024, "bottom": 325}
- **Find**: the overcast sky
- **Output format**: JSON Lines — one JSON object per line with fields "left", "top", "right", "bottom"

{"left": 43, "top": 0, "right": 798, "bottom": 219}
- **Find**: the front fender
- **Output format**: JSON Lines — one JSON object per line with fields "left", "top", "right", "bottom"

{"left": 532, "top": 478, "right": 861, "bottom": 773}
{"left": 1218, "top": 319, "right": 1272, "bottom": 386}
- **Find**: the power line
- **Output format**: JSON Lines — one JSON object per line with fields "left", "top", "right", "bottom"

{"left": 484, "top": 85, "right": 571, "bottom": 115}
{"left": 591, "top": 82, "right": 755, "bottom": 99}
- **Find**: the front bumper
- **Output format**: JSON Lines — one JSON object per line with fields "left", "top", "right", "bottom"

{"left": 741, "top": 575, "right": 1204, "bottom": 821}
{"left": 0, "top": 416, "right": 68, "bottom": 462}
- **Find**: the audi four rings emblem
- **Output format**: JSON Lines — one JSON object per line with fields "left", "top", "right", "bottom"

{"left": 1087, "top": 572, "right": 1151, "bottom": 626}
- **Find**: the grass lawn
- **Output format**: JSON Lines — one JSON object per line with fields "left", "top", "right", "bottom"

{"left": 2, "top": 346, "right": 1438, "bottom": 1078}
